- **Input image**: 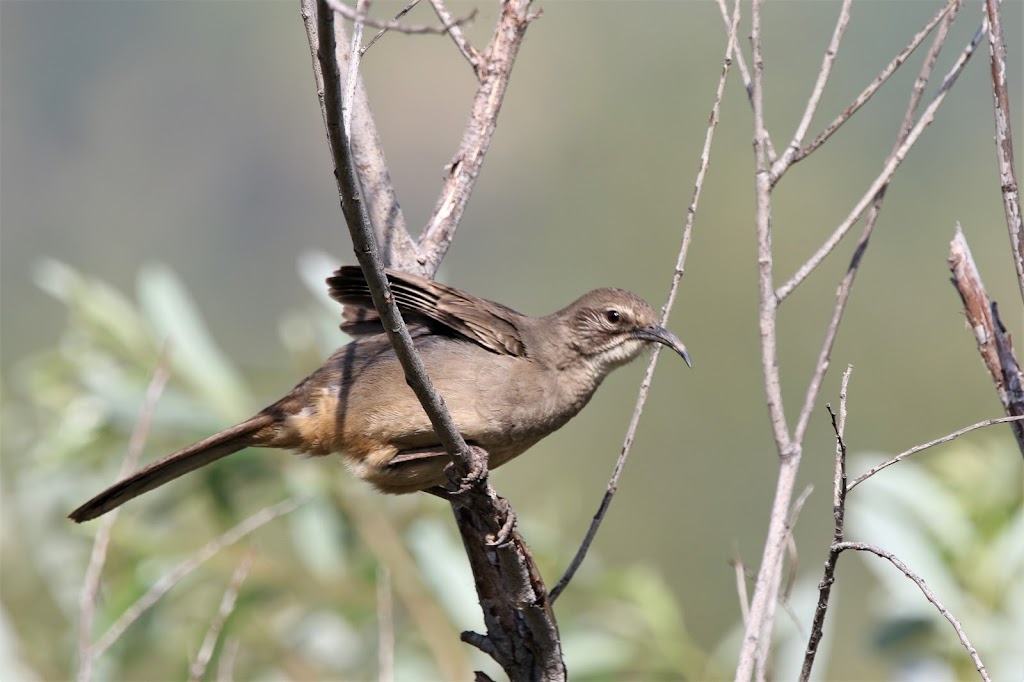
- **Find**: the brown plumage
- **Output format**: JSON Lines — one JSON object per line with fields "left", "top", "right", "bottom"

{"left": 69, "top": 266, "right": 690, "bottom": 523}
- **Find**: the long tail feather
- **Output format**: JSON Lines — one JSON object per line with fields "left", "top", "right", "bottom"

{"left": 69, "top": 414, "right": 273, "bottom": 523}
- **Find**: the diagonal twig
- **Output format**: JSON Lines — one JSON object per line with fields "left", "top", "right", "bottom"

{"left": 848, "top": 414, "right": 1024, "bottom": 491}
{"left": 772, "top": 0, "right": 853, "bottom": 177}
{"left": 429, "top": 0, "right": 481, "bottom": 71}
{"left": 77, "top": 350, "right": 172, "bottom": 682}
{"left": 189, "top": 549, "right": 256, "bottom": 682}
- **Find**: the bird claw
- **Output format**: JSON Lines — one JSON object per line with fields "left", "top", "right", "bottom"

{"left": 443, "top": 445, "right": 488, "bottom": 495}
{"left": 486, "top": 503, "right": 517, "bottom": 547}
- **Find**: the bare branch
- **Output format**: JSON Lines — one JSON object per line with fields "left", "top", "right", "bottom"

{"left": 734, "top": 0, "right": 801, "bottom": 676}
{"left": 189, "top": 550, "right": 256, "bottom": 682}
{"left": 848, "top": 414, "right": 1024, "bottom": 491}
{"left": 836, "top": 542, "right": 991, "bottom": 682}
{"left": 550, "top": 0, "right": 739, "bottom": 602}
{"left": 77, "top": 351, "right": 171, "bottom": 682}
{"left": 300, "top": 0, "right": 423, "bottom": 272}
{"left": 90, "top": 498, "right": 303, "bottom": 660}
{"left": 984, "top": 0, "right": 1024, "bottom": 303}
{"left": 714, "top": 0, "right": 777, "bottom": 162}
{"left": 949, "top": 224, "right": 1024, "bottom": 457}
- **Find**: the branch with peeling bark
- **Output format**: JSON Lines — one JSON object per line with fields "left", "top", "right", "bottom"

{"left": 949, "top": 225, "right": 1024, "bottom": 458}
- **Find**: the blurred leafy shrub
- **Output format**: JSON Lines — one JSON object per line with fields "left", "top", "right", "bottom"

{"left": 1, "top": 258, "right": 712, "bottom": 681}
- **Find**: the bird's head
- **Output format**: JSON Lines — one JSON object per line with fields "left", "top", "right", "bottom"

{"left": 559, "top": 288, "right": 691, "bottom": 374}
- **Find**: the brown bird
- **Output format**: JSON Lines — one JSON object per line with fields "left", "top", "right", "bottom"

{"left": 69, "top": 266, "right": 691, "bottom": 523}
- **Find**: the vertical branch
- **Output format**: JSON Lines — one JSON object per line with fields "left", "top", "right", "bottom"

{"left": 736, "top": 1, "right": 798, "bottom": 679}
{"left": 984, "top": 0, "right": 1024, "bottom": 303}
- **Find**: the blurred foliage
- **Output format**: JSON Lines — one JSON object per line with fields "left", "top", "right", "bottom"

{"left": 848, "top": 441, "right": 1024, "bottom": 681}
{"left": 0, "top": 259, "right": 715, "bottom": 681}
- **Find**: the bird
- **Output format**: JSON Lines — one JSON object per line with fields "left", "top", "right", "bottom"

{"left": 69, "top": 266, "right": 690, "bottom": 522}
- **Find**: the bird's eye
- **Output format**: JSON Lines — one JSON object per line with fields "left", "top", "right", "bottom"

{"left": 605, "top": 309, "right": 621, "bottom": 324}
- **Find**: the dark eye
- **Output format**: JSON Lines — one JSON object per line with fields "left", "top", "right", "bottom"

{"left": 605, "top": 309, "right": 621, "bottom": 324}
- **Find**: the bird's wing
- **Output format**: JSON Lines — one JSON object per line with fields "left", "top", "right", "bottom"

{"left": 327, "top": 266, "right": 526, "bottom": 357}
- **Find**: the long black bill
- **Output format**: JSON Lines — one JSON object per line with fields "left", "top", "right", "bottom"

{"left": 633, "top": 325, "right": 692, "bottom": 368}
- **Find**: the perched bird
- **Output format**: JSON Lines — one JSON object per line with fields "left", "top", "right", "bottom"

{"left": 70, "top": 266, "right": 690, "bottom": 522}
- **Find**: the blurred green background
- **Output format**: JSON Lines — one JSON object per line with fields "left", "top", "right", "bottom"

{"left": 2, "top": 1, "right": 1022, "bottom": 680}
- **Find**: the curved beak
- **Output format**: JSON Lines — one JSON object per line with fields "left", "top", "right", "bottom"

{"left": 633, "top": 325, "right": 692, "bottom": 368}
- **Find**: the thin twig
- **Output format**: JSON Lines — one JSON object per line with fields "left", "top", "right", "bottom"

{"left": 776, "top": 17, "right": 986, "bottom": 302}
{"left": 189, "top": 549, "right": 256, "bottom": 682}
{"left": 984, "top": 0, "right": 1024, "bottom": 303}
{"left": 549, "top": 0, "right": 739, "bottom": 602}
{"left": 89, "top": 497, "right": 303, "bottom": 660}
{"left": 774, "top": 0, "right": 853, "bottom": 176}
{"left": 428, "top": 0, "right": 481, "bottom": 71}
{"left": 799, "top": 367, "right": 851, "bottom": 682}
{"left": 848, "top": 414, "right": 1024, "bottom": 491}
{"left": 323, "top": 0, "right": 475, "bottom": 41}
{"left": 784, "top": 0, "right": 960, "bottom": 172}
{"left": 77, "top": 350, "right": 172, "bottom": 682}
{"left": 836, "top": 542, "right": 991, "bottom": 682}
{"left": 714, "top": 0, "right": 776, "bottom": 162}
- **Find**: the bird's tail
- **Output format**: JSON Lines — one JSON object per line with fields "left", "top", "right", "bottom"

{"left": 69, "top": 414, "right": 274, "bottom": 523}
